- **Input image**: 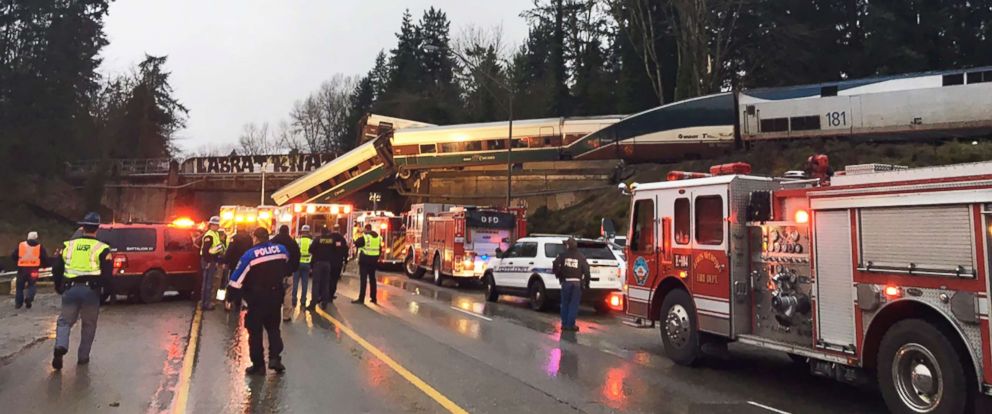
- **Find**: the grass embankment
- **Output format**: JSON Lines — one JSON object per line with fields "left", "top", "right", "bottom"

{"left": 529, "top": 139, "right": 992, "bottom": 237}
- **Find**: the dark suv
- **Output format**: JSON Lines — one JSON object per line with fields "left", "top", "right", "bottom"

{"left": 95, "top": 223, "right": 201, "bottom": 303}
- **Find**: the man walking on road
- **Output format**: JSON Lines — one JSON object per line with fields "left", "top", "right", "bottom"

{"left": 222, "top": 224, "right": 253, "bottom": 312}
{"left": 51, "top": 212, "right": 112, "bottom": 369}
{"left": 352, "top": 224, "right": 381, "bottom": 305}
{"left": 11, "top": 231, "right": 49, "bottom": 309}
{"left": 307, "top": 226, "right": 341, "bottom": 309}
{"left": 200, "top": 216, "right": 225, "bottom": 310}
{"left": 271, "top": 225, "right": 300, "bottom": 321}
{"left": 292, "top": 225, "right": 313, "bottom": 308}
{"left": 553, "top": 237, "right": 590, "bottom": 332}
{"left": 228, "top": 227, "right": 290, "bottom": 375}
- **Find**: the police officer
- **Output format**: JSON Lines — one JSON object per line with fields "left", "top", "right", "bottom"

{"left": 306, "top": 226, "right": 335, "bottom": 309}
{"left": 552, "top": 237, "right": 590, "bottom": 332}
{"left": 200, "top": 216, "right": 225, "bottom": 310}
{"left": 270, "top": 225, "right": 300, "bottom": 322}
{"left": 228, "top": 227, "right": 289, "bottom": 375}
{"left": 222, "top": 223, "right": 253, "bottom": 312}
{"left": 11, "top": 231, "right": 49, "bottom": 309}
{"left": 292, "top": 225, "right": 313, "bottom": 308}
{"left": 352, "top": 224, "right": 381, "bottom": 305}
{"left": 51, "top": 212, "right": 112, "bottom": 369}
{"left": 326, "top": 224, "right": 348, "bottom": 302}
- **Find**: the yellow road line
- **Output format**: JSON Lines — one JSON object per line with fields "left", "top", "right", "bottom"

{"left": 171, "top": 305, "right": 204, "bottom": 414}
{"left": 314, "top": 307, "right": 469, "bottom": 414}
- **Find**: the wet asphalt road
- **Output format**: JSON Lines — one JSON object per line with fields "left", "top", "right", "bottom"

{"left": 0, "top": 268, "right": 891, "bottom": 413}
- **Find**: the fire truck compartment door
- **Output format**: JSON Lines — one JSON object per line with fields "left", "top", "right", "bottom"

{"left": 814, "top": 210, "right": 857, "bottom": 352}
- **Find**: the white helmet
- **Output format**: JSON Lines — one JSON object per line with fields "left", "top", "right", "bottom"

{"left": 301, "top": 224, "right": 311, "bottom": 232}
{"left": 208, "top": 216, "right": 221, "bottom": 225}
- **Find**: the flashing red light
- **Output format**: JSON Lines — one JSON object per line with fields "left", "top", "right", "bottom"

{"left": 709, "top": 162, "right": 752, "bottom": 176}
{"left": 795, "top": 209, "right": 810, "bottom": 224}
{"left": 884, "top": 286, "right": 902, "bottom": 299}
{"left": 380, "top": 222, "right": 388, "bottom": 230}
{"left": 171, "top": 217, "right": 196, "bottom": 228}
{"left": 667, "top": 171, "right": 710, "bottom": 181}
{"left": 606, "top": 293, "right": 624, "bottom": 311}
{"left": 113, "top": 255, "right": 127, "bottom": 271}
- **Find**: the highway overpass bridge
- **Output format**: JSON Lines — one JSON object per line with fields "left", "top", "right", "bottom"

{"left": 65, "top": 155, "right": 619, "bottom": 222}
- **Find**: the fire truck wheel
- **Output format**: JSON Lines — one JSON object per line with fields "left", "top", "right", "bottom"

{"left": 139, "top": 270, "right": 166, "bottom": 304}
{"left": 660, "top": 289, "right": 701, "bottom": 366}
{"left": 877, "top": 319, "right": 970, "bottom": 414}
{"left": 528, "top": 278, "right": 550, "bottom": 312}
{"left": 432, "top": 256, "right": 444, "bottom": 286}
{"left": 484, "top": 272, "right": 499, "bottom": 302}
{"left": 405, "top": 253, "right": 425, "bottom": 279}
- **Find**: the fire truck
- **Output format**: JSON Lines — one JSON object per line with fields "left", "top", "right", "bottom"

{"left": 403, "top": 203, "right": 527, "bottom": 286}
{"left": 620, "top": 160, "right": 992, "bottom": 413}
{"left": 273, "top": 203, "right": 353, "bottom": 238}
{"left": 353, "top": 211, "right": 406, "bottom": 266}
{"left": 218, "top": 205, "right": 276, "bottom": 235}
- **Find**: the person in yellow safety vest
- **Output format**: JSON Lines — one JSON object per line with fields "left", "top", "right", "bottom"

{"left": 351, "top": 224, "right": 381, "bottom": 305}
{"left": 10, "top": 231, "right": 50, "bottom": 309}
{"left": 292, "top": 225, "right": 313, "bottom": 308}
{"left": 51, "top": 212, "right": 112, "bottom": 369}
{"left": 199, "top": 216, "right": 224, "bottom": 310}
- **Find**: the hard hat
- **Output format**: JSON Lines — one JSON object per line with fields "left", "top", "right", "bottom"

{"left": 208, "top": 216, "right": 221, "bottom": 225}
{"left": 27, "top": 231, "right": 38, "bottom": 240}
{"left": 78, "top": 212, "right": 101, "bottom": 226}
{"left": 301, "top": 224, "right": 311, "bottom": 232}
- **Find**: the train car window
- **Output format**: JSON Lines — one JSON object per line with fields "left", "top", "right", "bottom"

{"left": 465, "top": 141, "right": 483, "bottom": 152}
{"left": 943, "top": 73, "right": 964, "bottom": 86}
{"left": 790, "top": 116, "right": 821, "bottom": 131}
{"left": 630, "top": 199, "right": 655, "bottom": 252}
{"left": 674, "top": 198, "right": 690, "bottom": 245}
{"left": 488, "top": 139, "right": 507, "bottom": 150}
{"left": 967, "top": 71, "right": 992, "bottom": 84}
{"left": 420, "top": 144, "right": 437, "bottom": 154}
{"left": 512, "top": 139, "right": 526, "bottom": 148}
{"left": 820, "top": 86, "right": 838, "bottom": 97}
{"left": 695, "top": 196, "right": 724, "bottom": 245}
{"left": 759, "top": 118, "right": 789, "bottom": 132}
{"left": 439, "top": 142, "right": 459, "bottom": 153}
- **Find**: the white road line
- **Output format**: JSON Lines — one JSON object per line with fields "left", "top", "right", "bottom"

{"left": 747, "top": 401, "right": 791, "bottom": 414}
{"left": 449, "top": 306, "right": 493, "bottom": 321}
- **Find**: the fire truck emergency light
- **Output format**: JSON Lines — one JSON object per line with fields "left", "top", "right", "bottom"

{"left": 258, "top": 211, "right": 271, "bottom": 220}
{"left": 794, "top": 209, "right": 810, "bottom": 224}
{"left": 343, "top": 205, "right": 352, "bottom": 214}
{"left": 280, "top": 213, "right": 292, "bottom": 222}
{"left": 221, "top": 211, "right": 234, "bottom": 220}
{"left": 331, "top": 205, "right": 340, "bottom": 215}
{"left": 246, "top": 215, "right": 256, "bottom": 223}
{"left": 235, "top": 215, "right": 245, "bottom": 223}
{"left": 884, "top": 286, "right": 902, "bottom": 299}
{"left": 306, "top": 205, "right": 317, "bottom": 214}
{"left": 171, "top": 217, "right": 195, "bottom": 228}
{"left": 294, "top": 205, "right": 303, "bottom": 213}
{"left": 380, "top": 223, "right": 388, "bottom": 230}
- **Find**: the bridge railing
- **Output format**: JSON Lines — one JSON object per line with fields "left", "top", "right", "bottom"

{"left": 66, "top": 158, "right": 173, "bottom": 178}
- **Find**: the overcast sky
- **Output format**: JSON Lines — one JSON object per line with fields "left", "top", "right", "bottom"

{"left": 98, "top": 1, "right": 533, "bottom": 154}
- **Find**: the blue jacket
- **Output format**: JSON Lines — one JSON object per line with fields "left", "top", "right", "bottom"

{"left": 229, "top": 241, "right": 289, "bottom": 293}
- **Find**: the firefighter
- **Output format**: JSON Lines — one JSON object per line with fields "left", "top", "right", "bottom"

{"left": 228, "top": 227, "right": 289, "bottom": 375}
{"left": 352, "top": 224, "right": 380, "bottom": 305}
{"left": 292, "top": 225, "right": 313, "bottom": 308}
{"left": 200, "top": 216, "right": 225, "bottom": 311}
{"left": 51, "top": 212, "right": 112, "bottom": 369}
{"left": 10, "top": 231, "right": 50, "bottom": 309}
{"left": 270, "top": 225, "right": 301, "bottom": 322}
{"left": 552, "top": 237, "right": 591, "bottom": 332}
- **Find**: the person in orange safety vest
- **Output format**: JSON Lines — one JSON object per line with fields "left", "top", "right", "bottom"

{"left": 10, "top": 231, "right": 50, "bottom": 309}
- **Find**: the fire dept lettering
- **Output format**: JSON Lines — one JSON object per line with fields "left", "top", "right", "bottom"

{"left": 693, "top": 251, "right": 721, "bottom": 285}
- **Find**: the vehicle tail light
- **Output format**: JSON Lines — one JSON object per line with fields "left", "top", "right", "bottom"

{"left": 113, "top": 256, "right": 127, "bottom": 273}
{"left": 606, "top": 292, "right": 624, "bottom": 311}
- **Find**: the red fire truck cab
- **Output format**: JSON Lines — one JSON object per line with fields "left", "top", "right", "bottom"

{"left": 404, "top": 203, "right": 527, "bottom": 286}
{"left": 622, "top": 161, "right": 992, "bottom": 413}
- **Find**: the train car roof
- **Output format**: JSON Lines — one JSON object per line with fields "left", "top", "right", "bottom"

{"left": 392, "top": 115, "right": 624, "bottom": 145}
{"left": 271, "top": 139, "right": 378, "bottom": 204}
{"left": 743, "top": 65, "right": 992, "bottom": 101}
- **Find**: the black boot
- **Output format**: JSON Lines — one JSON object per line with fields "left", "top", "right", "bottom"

{"left": 52, "top": 346, "right": 67, "bottom": 370}
{"left": 25, "top": 300, "right": 32, "bottom": 309}
{"left": 268, "top": 357, "right": 285, "bottom": 373}
{"left": 245, "top": 365, "right": 265, "bottom": 375}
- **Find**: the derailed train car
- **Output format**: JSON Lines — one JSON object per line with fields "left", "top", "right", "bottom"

{"left": 273, "top": 66, "right": 992, "bottom": 205}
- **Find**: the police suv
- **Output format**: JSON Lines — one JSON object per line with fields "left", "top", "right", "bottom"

{"left": 482, "top": 235, "right": 624, "bottom": 312}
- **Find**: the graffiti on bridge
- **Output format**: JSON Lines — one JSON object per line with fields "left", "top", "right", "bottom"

{"left": 182, "top": 154, "right": 335, "bottom": 174}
